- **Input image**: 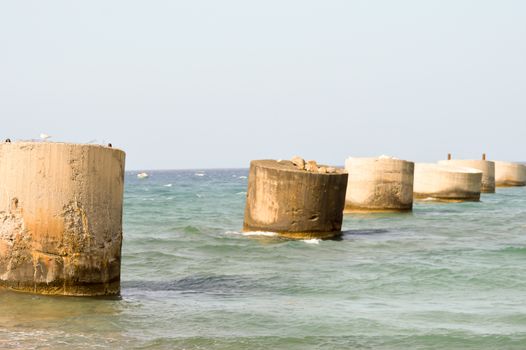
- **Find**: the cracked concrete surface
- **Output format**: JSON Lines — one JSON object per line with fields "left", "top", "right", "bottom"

{"left": 0, "top": 142, "right": 125, "bottom": 296}
{"left": 344, "top": 157, "right": 414, "bottom": 212}
{"left": 243, "top": 159, "right": 348, "bottom": 239}
{"left": 438, "top": 159, "right": 496, "bottom": 193}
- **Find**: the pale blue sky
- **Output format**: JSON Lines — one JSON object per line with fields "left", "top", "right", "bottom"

{"left": 1, "top": 1, "right": 525, "bottom": 169}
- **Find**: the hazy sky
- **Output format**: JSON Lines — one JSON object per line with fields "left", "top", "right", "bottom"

{"left": 1, "top": 1, "right": 525, "bottom": 169}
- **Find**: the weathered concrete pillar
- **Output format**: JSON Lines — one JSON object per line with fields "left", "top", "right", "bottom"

{"left": 494, "top": 161, "right": 526, "bottom": 187}
{"left": 344, "top": 157, "right": 414, "bottom": 212}
{"left": 243, "top": 159, "right": 348, "bottom": 239}
{"left": 438, "top": 160, "right": 495, "bottom": 193}
{"left": 414, "top": 163, "right": 482, "bottom": 201}
{"left": 0, "top": 142, "right": 125, "bottom": 296}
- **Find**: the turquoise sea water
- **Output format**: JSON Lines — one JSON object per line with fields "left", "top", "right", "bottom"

{"left": 1, "top": 169, "right": 526, "bottom": 349}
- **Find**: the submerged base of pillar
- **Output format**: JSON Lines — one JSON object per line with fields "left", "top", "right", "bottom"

{"left": 0, "top": 278, "right": 120, "bottom": 297}
{"left": 496, "top": 181, "right": 526, "bottom": 187}
{"left": 242, "top": 226, "right": 341, "bottom": 240}
{"left": 414, "top": 192, "right": 480, "bottom": 202}
{"left": 344, "top": 205, "right": 412, "bottom": 214}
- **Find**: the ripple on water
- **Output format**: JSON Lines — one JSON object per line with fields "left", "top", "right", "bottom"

{"left": 2, "top": 170, "right": 526, "bottom": 349}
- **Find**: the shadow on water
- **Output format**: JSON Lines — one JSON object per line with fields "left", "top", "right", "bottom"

{"left": 122, "top": 275, "right": 270, "bottom": 295}
{"left": 342, "top": 229, "right": 390, "bottom": 236}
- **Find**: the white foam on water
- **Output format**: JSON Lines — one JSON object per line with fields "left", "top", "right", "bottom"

{"left": 164, "top": 184, "right": 172, "bottom": 187}
{"left": 195, "top": 173, "right": 205, "bottom": 177}
{"left": 302, "top": 239, "right": 321, "bottom": 244}
{"left": 236, "top": 191, "right": 247, "bottom": 195}
{"left": 225, "top": 231, "right": 278, "bottom": 237}
{"left": 238, "top": 176, "right": 247, "bottom": 179}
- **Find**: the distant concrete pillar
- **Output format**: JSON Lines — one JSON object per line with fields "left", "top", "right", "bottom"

{"left": 494, "top": 161, "right": 526, "bottom": 187}
{"left": 438, "top": 160, "right": 495, "bottom": 193}
{"left": 243, "top": 159, "right": 348, "bottom": 239}
{"left": 414, "top": 163, "right": 482, "bottom": 201}
{"left": 0, "top": 142, "right": 125, "bottom": 296}
{"left": 344, "top": 157, "right": 414, "bottom": 212}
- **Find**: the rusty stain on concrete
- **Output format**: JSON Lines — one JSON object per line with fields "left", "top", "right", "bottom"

{"left": 243, "top": 159, "right": 348, "bottom": 239}
{"left": 0, "top": 142, "right": 125, "bottom": 296}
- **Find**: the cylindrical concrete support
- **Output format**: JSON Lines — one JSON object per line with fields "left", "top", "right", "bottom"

{"left": 0, "top": 142, "right": 125, "bottom": 296}
{"left": 438, "top": 160, "right": 495, "bottom": 193}
{"left": 414, "top": 163, "right": 482, "bottom": 201}
{"left": 243, "top": 159, "right": 348, "bottom": 239}
{"left": 494, "top": 161, "right": 526, "bottom": 187}
{"left": 344, "top": 157, "right": 414, "bottom": 212}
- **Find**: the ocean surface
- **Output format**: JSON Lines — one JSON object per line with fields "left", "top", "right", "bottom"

{"left": 1, "top": 169, "right": 526, "bottom": 349}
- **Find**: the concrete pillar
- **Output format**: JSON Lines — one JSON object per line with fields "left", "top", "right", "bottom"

{"left": 243, "top": 159, "right": 348, "bottom": 239}
{"left": 344, "top": 157, "right": 414, "bottom": 212}
{"left": 494, "top": 161, "right": 526, "bottom": 187}
{"left": 438, "top": 160, "right": 495, "bottom": 193}
{"left": 414, "top": 163, "right": 482, "bottom": 201}
{"left": 0, "top": 142, "right": 125, "bottom": 296}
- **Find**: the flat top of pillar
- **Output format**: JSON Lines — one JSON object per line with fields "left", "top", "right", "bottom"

{"left": 345, "top": 156, "right": 413, "bottom": 163}
{"left": 493, "top": 160, "right": 525, "bottom": 167}
{"left": 251, "top": 159, "right": 345, "bottom": 175}
{"left": 416, "top": 163, "right": 482, "bottom": 174}
{"left": 439, "top": 159, "right": 495, "bottom": 166}
{"left": 0, "top": 141, "right": 125, "bottom": 154}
